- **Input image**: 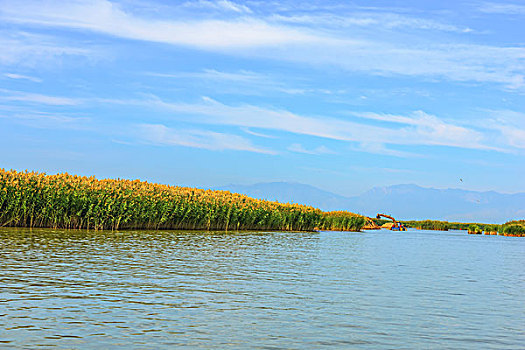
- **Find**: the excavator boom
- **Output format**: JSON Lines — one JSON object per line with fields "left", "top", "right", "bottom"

{"left": 376, "top": 213, "right": 397, "bottom": 223}
{"left": 375, "top": 213, "right": 406, "bottom": 231}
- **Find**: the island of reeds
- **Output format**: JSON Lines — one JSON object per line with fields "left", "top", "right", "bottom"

{"left": 401, "top": 219, "right": 525, "bottom": 237}
{"left": 0, "top": 169, "right": 364, "bottom": 232}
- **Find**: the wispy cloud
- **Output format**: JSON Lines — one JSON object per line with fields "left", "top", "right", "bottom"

{"left": 241, "top": 127, "right": 276, "bottom": 139}
{"left": 146, "top": 69, "right": 340, "bottom": 96}
{"left": 351, "top": 142, "right": 418, "bottom": 158}
{"left": 479, "top": 110, "right": 525, "bottom": 149}
{"left": 146, "top": 69, "right": 269, "bottom": 83}
{"left": 478, "top": 2, "right": 525, "bottom": 15}
{"left": 351, "top": 110, "right": 486, "bottom": 149}
{"left": 182, "top": 0, "right": 252, "bottom": 14}
{"left": 137, "top": 123, "right": 276, "bottom": 154}
{"left": 126, "top": 95, "right": 500, "bottom": 153}
{"left": 273, "top": 41, "right": 525, "bottom": 89}
{"left": 4, "top": 73, "right": 42, "bottom": 82}
{"left": 0, "top": 111, "right": 89, "bottom": 129}
{"left": 0, "top": 0, "right": 314, "bottom": 48}
{"left": 1, "top": 1, "right": 523, "bottom": 87}
{"left": 0, "top": 31, "right": 95, "bottom": 66}
{"left": 271, "top": 12, "right": 473, "bottom": 33}
{"left": 349, "top": 165, "right": 417, "bottom": 174}
{"left": 288, "top": 143, "right": 336, "bottom": 155}
{"left": 0, "top": 89, "right": 80, "bottom": 105}
{"left": 2, "top": 86, "right": 518, "bottom": 155}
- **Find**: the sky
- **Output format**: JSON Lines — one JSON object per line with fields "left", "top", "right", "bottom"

{"left": 0, "top": 0, "right": 524, "bottom": 196}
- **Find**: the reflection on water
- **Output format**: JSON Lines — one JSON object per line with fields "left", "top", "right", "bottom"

{"left": 1, "top": 228, "right": 524, "bottom": 349}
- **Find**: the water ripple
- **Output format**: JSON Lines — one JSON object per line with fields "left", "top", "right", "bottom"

{"left": 1, "top": 228, "right": 524, "bottom": 349}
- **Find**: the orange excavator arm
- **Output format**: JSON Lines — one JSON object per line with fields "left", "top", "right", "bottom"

{"left": 376, "top": 213, "right": 397, "bottom": 223}
{"left": 375, "top": 213, "right": 406, "bottom": 231}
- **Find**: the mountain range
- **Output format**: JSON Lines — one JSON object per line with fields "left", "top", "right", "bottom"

{"left": 217, "top": 182, "right": 525, "bottom": 224}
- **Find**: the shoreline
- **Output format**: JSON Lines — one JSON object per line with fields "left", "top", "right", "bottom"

{"left": 1, "top": 169, "right": 522, "bottom": 236}
{"left": 0, "top": 169, "right": 364, "bottom": 232}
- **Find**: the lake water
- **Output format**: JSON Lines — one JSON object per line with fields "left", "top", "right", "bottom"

{"left": 1, "top": 228, "right": 524, "bottom": 349}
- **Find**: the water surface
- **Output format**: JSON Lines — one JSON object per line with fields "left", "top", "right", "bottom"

{"left": 1, "top": 228, "right": 524, "bottom": 349}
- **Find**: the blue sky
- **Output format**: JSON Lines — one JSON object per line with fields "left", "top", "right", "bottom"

{"left": 0, "top": 0, "right": 524, "bottom": 196}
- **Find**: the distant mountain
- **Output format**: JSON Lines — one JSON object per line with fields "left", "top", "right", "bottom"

{"left": 218, "top": 182, "right": 525, "bottom": 224}
{"left": 354, "top": 184, "right": 525, "bottom": 223}
{"left": 219, "top": 182, "right": 352, "bottom": 210}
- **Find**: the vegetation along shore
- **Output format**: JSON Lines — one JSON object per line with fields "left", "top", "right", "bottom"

{"left": 401, "top": 220, "right": 525, "bottom": 237}
{"left": 0, "top": 169, "right": 364, "bottom": 232}
{"left": 1, "top": 168, "right": 522, "bottom": 236}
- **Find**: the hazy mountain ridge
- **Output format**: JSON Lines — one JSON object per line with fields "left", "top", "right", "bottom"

{"left": 218, "top": 182, "right": 351, "bottom": 209}
{"left": 218, "top": 182, "right": 525, "bottom": 223}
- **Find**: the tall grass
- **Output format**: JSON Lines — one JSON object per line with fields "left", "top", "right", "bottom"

{"left": 318, "top": 211, "right": 365, "bottom": 231}
{"left": 403, "top": 220, "right": 524, "bottom": 237}
{"left": 0, "top": 169, "right": 364, "bottom": 232}
{"left": 403, "top": 220, "right": 450, "bottom": 231}
{"left": 468, "top": 224, "right": 483, "bottom": 234}
{"left": 501, "top": 223, "right": 525, "bottom": 237}
{"left": 402, "top": 220, "right": 513, "bottom": 235}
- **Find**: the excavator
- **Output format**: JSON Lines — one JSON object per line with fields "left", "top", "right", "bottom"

{"left": 376, "top": 213, "right": 407, "bottom": 231}
{"left": 362, "top": 216, "right": 381, "bottom": 230}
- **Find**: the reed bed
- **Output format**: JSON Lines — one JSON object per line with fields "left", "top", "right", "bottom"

{"left": 501, "top": 224, "right": 525, "bottom": 237}
{"left": 318, "top": 211, "right": 365, "bottom": 231}
{"left": 468, "top": 224, "right": 483, "bottom": 234}
{"left": 402, "top": 219, "right": 524, "bottom": 237}
{"left": 402, "top": 219, "right": 450, "bottom": 231}
{"left": 0, "top": 169, "right": 364, "bottom": 232}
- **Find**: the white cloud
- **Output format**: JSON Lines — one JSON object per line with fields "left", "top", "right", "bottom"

{"left": 183, "top": 0, "right": 252, "bottom": 14}
{"left": 146, "top": 69, "right": 340, "bottom": 96}
{"left": 478, "top": 2, "right": 525, "bottom": 15}
{"left": 0, "top": 31, "right": 95, "bottom": 67}
{"left": 351, "top": 142, "right": 418, "bottom": 158}
{"left": 1, "top": 1, "right": 523, "bottom": 87}
{"left": 479, "top": 110, "right": 525, "bottom": 149}
{"left": 271, "top": 41, "right": 525, "bottom": 88}
{"left": 133, "top": 96, "right": 498, "bottom": 152}
{"left": 0, "top": 89, "right": 80, "bottom": 105}
{"left": 288, "top": 143, "right": 336, "bottom": 155}
{"left": 271, "top": 12, "right": 473, "bottom": 33}
{"left": 241, "top": 127, "right": 276, "bottom": 138}
{"left": 0, "top": 0, "right": 313, "bottom": 49}
{"left": 351, "top": 110, "right": 486, "bottom": 149}
{"left": 146, "top": 69, "right": 269, "bottom": 83}
{"left": 349, "top": 165, "right": 416, "bottom": 174}
{"left": 497, "top": 126, "right": 525, "bottom": 148}
{"left": 3, "top": 87, "right": 516, "bottom": 154}
{"left": 0, "top": 111, "right": 89, "bottom": 129}
{"left": 137, "top": 123, "right": 275, "bottom": 154}
{"left": 4, "top": 73, "right": 42, "bottom": 82}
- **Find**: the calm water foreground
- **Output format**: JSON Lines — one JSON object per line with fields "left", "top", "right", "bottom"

{"left": 1, "top": 228, "right": 524, "bottom": 349}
